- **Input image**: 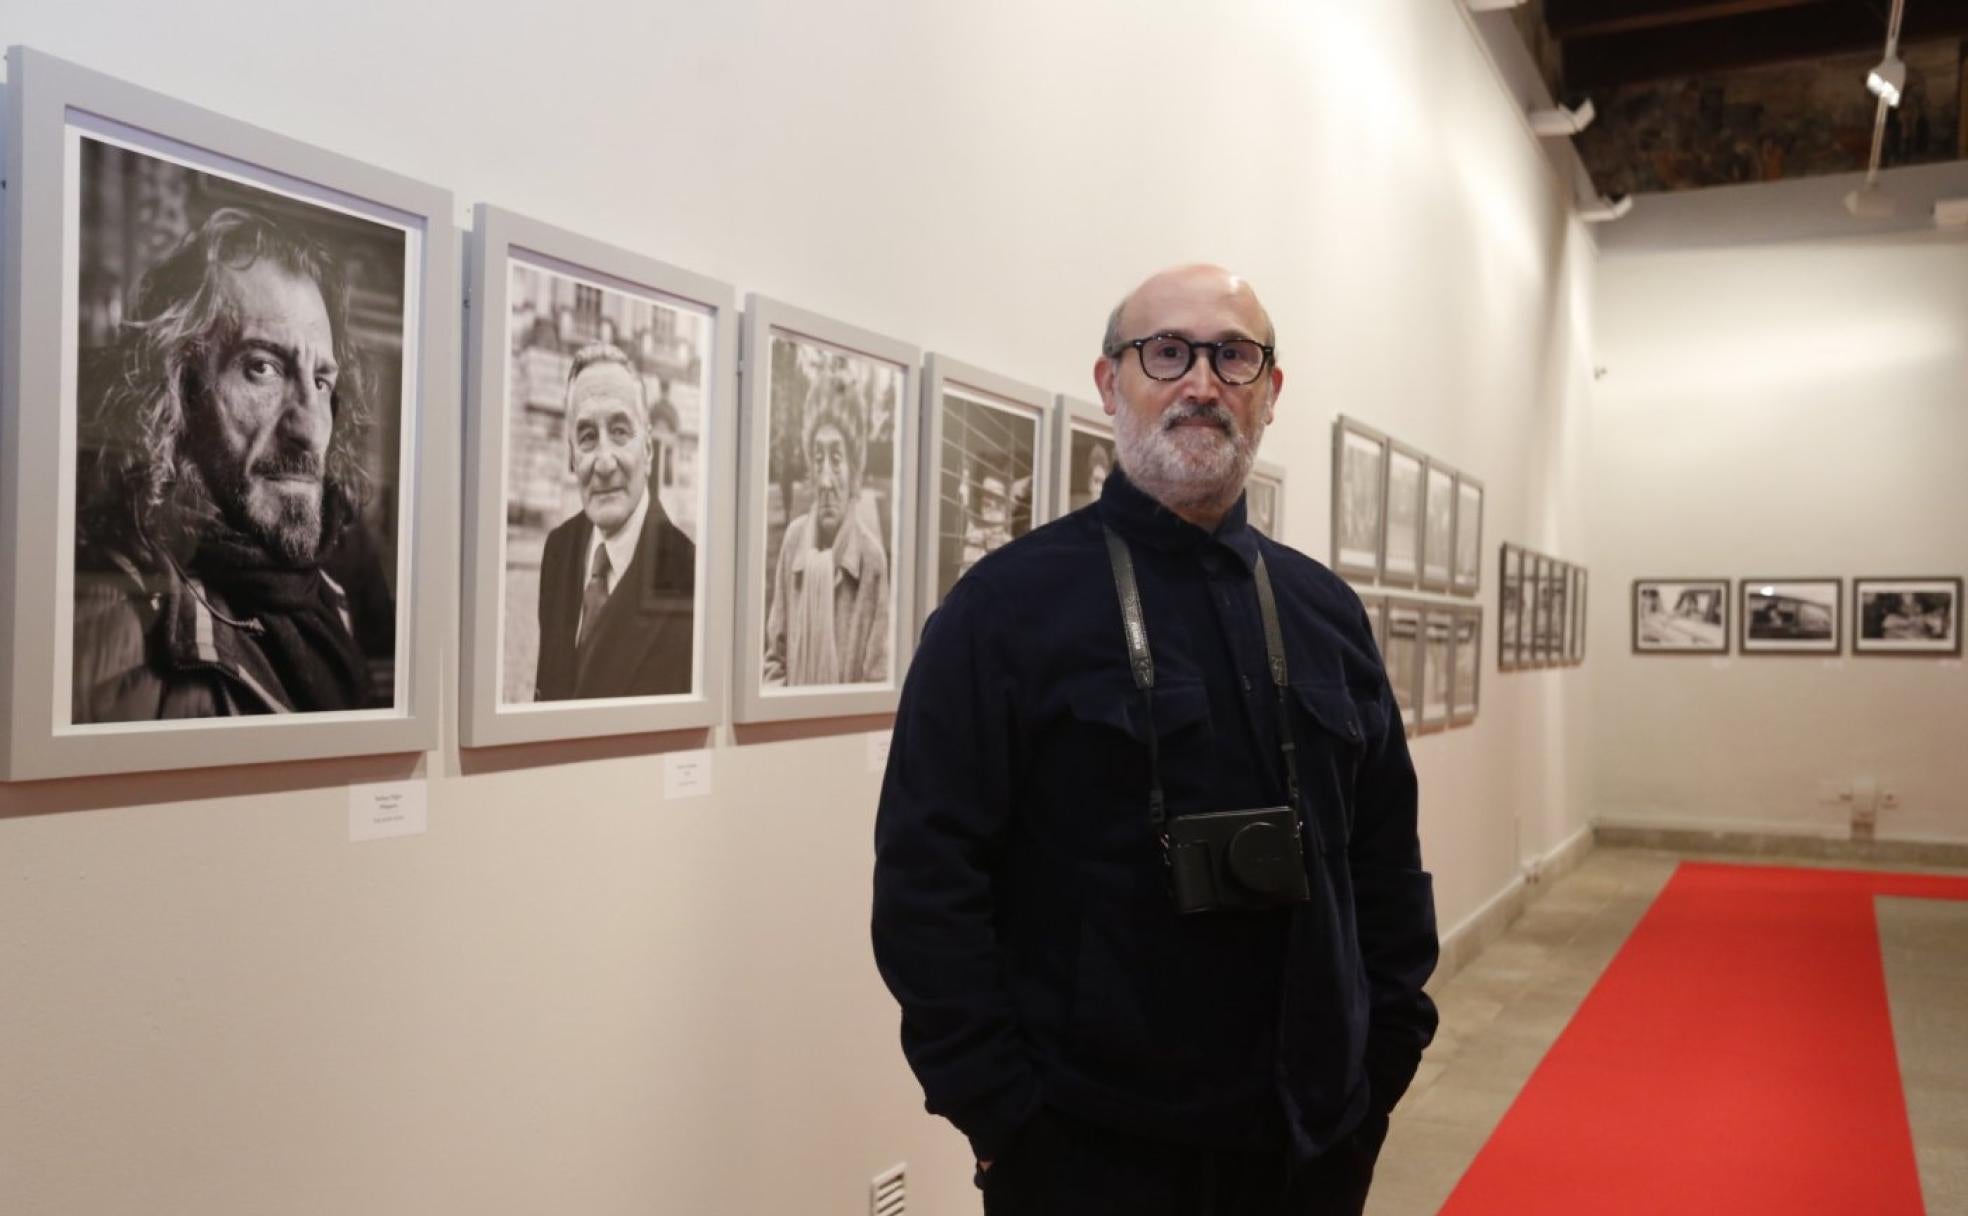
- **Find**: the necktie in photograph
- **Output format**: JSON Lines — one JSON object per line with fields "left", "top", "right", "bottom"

{"left": 578, "top": 544, "right": 612, "bottom": 647}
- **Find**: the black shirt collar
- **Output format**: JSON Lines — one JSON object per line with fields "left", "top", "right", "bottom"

{"left": 1097, "top": 465, "right": 1262, "bottom": 572}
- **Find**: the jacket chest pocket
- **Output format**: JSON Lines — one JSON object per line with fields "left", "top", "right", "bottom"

{"left": 1286, "top": 681, "right": 1373, "bottom": 850}
{"left": 1055, "top": 677, "right": 1213, "bottom": 857}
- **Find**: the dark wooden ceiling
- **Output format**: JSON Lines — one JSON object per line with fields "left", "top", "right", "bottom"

{"left": 1548, "top": 0, "right": 1968, "bottom": 91}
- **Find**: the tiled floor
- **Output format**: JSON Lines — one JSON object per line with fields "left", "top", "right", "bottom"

{"left": 1367, "top": 846, "right": 1968, "bottom": 1216}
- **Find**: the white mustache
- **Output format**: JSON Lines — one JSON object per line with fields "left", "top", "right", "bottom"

{"left": 1161, "top": 402, "right": 1237, "bottom": 435}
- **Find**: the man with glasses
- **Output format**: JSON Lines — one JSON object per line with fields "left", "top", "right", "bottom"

{"left": 874, "top": 265, "right": 1437, "bottom": 1214}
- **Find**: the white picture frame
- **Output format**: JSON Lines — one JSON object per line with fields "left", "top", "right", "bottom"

{"left": 1330, "top": 415, "right": 1385, "bottom": 580}
{"left": 1382, "top": 440, "right": 1425, "bottom": 589}
{"left": 1052, "top": 395, "right": 1115, "bottom": 519}
{"left": 1452, "top": 474, "right": 1483, "bottom": 597}
{"left": 1419, "top": 457, "right": 1457, "bottom": 594}
{"left": 1246, "top": 459, "right": 1286, "bottom": 539}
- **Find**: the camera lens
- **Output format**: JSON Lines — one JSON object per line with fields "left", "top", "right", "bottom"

{"left": 1226, "top": 821, "right": 1300, "bottom": 896}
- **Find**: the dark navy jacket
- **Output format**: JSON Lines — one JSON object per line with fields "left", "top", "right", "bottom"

{"left": 872, "top": 468, "right": 1439, "bottom": 1163}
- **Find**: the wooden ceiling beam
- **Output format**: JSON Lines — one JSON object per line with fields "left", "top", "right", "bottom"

{"left": 1563, "top": 3, "right": 1968, "bottom": 91}
{"left": 1547, "top": 0, "right": 1828, "bottom": 41}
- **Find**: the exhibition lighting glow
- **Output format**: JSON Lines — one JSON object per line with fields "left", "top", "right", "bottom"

{"left": 1867, "top": 54, "right": 1906, "bottom": 107}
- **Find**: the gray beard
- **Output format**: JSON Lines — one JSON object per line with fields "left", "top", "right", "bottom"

{"left": 176, "top": 458, "right": 324, "bottom": 567}
{"left": 1112, "top": 394, "right": 1264, "bottom": 516}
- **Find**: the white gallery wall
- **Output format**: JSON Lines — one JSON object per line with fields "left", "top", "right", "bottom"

{"left": 1590, "top": 233, "right": 1968, "bottom": 845}
{"left": 0, "top": 2, "right": 1595, "bottom": 1214}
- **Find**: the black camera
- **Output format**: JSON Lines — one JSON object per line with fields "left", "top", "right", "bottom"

{"left": 1164, "top": 805, "right": 1312, "bottom": 915}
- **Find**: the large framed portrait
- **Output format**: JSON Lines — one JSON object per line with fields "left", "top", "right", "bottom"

{"left": 1451, "top": 607, "right": 1482, "bottom": 726}
{"left": 1053, "top": 396, "right": 1116, "bottom": 518}
{"left": 1499, "top": 544, "right": 1523, "bottom": 672}
{"left": 1852, "top": 577, "right": 1962, "bottom": 657}
{"left": 1384, "top": 600, "right": 1422, "bottom": 732}
{"left": 459, "top": 206, "right": 737, "bottom": 748}
{"left": 735, "top": 296, "right": 916, "bottom": 722}
{"left": 1246, "top": 459, "right": 1286, "bottom": 539}
{"left": 1740, "top": 578, "right": 1841, "bottom": 655}
{"left": 1382, "top": 440, "right": 1425, "bottom": 589}
{"left": 1634, "top": 579, "right": 1728, "bottom": 653}
{"left": 1419, "top": 458, "right": 1457, "bottom": 593}
{"left": 1417, "top": 607, "right": 1454, "bottom": 733}
{"left": 1451, "top": 474, "right": 1484, "bottom": 598}
{"left": 918, "top": 356, "right": 1051, "bottom": 628}
{"left": 1, "top": 47, "right": 456, "bottom": 780}
{"left": 1330, "top": 415, "right": 1385, "bottom": 580}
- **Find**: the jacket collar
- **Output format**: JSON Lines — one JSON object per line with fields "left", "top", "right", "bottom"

{"left": 1097, "top": 465, "right": 1261, "bottom": 572}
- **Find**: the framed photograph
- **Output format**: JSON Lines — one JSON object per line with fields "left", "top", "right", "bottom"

{"left": 1576, "top": 569, "right": 1589, "bottom": 664}
{"left": 1499, "top": 544, "right": 1523, "bottom": 672}
{"left": 1452, "top": 474, "right": 1483, "bottom": 597}
{"left": 1740, "top": 578, "right": 1842, "bottom": 655}
{"left": 1526, "top": 554, "right": 1549, "bottom": 667}
{"left": 1330, "top": 415, "right": 1385, "bottom": 579}
{"left": 1564, "top": 565, "right": 1582, "bottom": 665}
{"left": 460, "top": 206, "right": 737, "bottom": 748}
{"left": 1361, "top": 593, "right": 1387, "bottom": 661}
{"left": 1052, "top": 396, "right": 1115, "bottom": 518}
{"left": 1418, "top": 607, "right": 1454, "bottom": 733}
{"left": 1419, "top": 458, "right": 1457, "bottom": 593}
{"left": 1382, "top": 440, "right": 1425, "bottom": 589}
{"left": 1451, "top": 607, "right": 1482, "bottom": 726}
{"left": 1548, "top": 561, "right": 1570, "bottom": 666}
{"left": 1633, "top": 580, "right": 1729, "bottom": 654}
{"left": 735, "top": 296, "right": 917, "bottom": 722}
{"left": 919, "top": 356, "right": 1051, "bottom": 627}
{"left": 1852, "top": 577, "right": 1962, "bottom": 656}
{"left": 1, "top": 47, "right": 456, "bottom": 780}
{"left": 1384, "top": 600, "right": 1422, "bottom": 732}
{"left": 1246, "top": 459, "right": 1286, "bottom": 539}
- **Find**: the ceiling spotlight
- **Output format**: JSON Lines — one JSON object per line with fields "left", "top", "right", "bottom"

{"left": 1579, "top": 194, "right": 1633, "bottom": 223}
{"left": 1867, "top": 54, "right": 1906, "bottom": 107}
{"left": 1530, "top": 99, "right": 1597, "bottom": 136}
{"left": 1844, "top": 187, "right": 1897, "bottom": 220}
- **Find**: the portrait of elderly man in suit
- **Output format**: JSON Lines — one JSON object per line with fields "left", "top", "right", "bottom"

{"left": 533, "top": 343, "right": 697, "bottom": 701}
{"left": 763, "top": 367, "right": 890, "bottom": 688}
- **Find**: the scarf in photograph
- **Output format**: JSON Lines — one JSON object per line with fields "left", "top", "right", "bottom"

{"left": 788, "top": 533, "right": 841, "bottom": 685}
{"left": 190, "top": 521, "right": 371, "bottom": 712}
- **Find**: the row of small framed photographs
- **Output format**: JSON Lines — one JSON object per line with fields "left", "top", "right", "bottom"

{"left": 1634, "top": 577, "right": 1963, "bottom": 656}
{"left": 1500, "top": 544, "right": 1587, "bottom": 672}
{"left": 1361, "top": 596, "right": 1482, "bottom": 735}
{"left": 1332, "top": 416, "right": 1483, "bottom": 596}
{"left": 3, "top": 46, "right": 1301, "bottom": 781}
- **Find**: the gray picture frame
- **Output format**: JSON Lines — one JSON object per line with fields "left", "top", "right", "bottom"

{"left": 735, "top": 295, "right": 919, "bottom": 723}
{"left": 1052, "top": 395, "right": 1115, "bottom": 520}
{"left": 1452, "top": 474, "right": 1484, "bottom": 598}
{"left": 1384, "top": 599, "right": 1423, "bottom": 733}
{"left": 1417, "top": 605, "right": 1455, "bottom": 734}
{"left": 1499, "top": 543, "right": 1523, "bottom": 672}
{"left": 1381, "top": 439, "right": 1426, "bottom": 590}
{"left": 1739, "top": 578, "right": 1842, "bottom": 656}
{"left": 1632, "top": 578, "right": 1730, "bottom": 654}
{"left": 460, "top": 205, "right": 739, "bottom": 748}
{"left": 1451, "top": 606, "right": 1482, "bottom": 726}
{"left": 1852, "top": 576, "right": 1963, "bottom": 657}
{"left": 1, "top": 46, "right": 457, "bottom": 780}
{"left": 1330, "top": 415, "right": 1386, "bottom": 581}
{"left": 1246, "top": 459, "right": 1287, "bottom": 540}
{"left": 917, "top": 355, "right": 1053, "bottom": 632}
{"left": 1419, "top": 457, "right": 1458, "bottom": 594}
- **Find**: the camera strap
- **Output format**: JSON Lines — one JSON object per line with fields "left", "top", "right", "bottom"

{"left": 1101, "top": 524, "right": 1303, "bottom": 845}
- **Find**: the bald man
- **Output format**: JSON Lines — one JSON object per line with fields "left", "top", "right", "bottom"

{"left": 873, "top": 266, "right": 1437, "bottom": 1214}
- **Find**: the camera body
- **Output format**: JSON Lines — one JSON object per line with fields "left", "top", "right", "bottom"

{"left": 1165, "top": 805, "right": 1312, "bottom": 915}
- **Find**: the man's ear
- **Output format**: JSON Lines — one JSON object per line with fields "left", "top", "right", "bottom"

{"left": 1264, "top": 364, "right": 1284, "bottom": 426}
{"left": 1092, "top": 356, "right": 1119, "bottom": 418}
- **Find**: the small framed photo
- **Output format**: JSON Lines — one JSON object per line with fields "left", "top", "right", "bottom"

{"left": 1330, "top": 415, "right": 1386, "bottom": 580}
{"left": 1565, "top": 565, "right": 1583, "bottom": 665}
{"left": 461, "top": 206, "right": 738, "bottom": 748}
{"left": 1359, "top": 593, "right": 1386, "bottom": 661}
{"left": 1451, "top": 607, "right": 1482, "bottom": 726}
{"left": 1384, "top": 600, "right": 1423, "bottom": 732}
{"left": 1053, "top": 396, "right": 1115, "bottom": 518}
{"left": 1452, "top": 474, "right": 1483, "bottom": 597}
{"left": 919, "top": 356, "right": 1052, "bottom": 627}
{"left": 1633, "top": 579, "right": 1729, "bottom": 653}
{"left": 1382, "top": 440, "right": 1425, "bottom": 589}
{"left": 736, "top": 296, "right": 918, "bottom": 722}
{"left": 1740, "top": 578, "right": 1842, "bottom": 655}
{"left": 1246, "top": 460, "right": 1286, "bottom": 539}
{"left": 1548, "top": 561, "right": 1570, "bottom": 666}
{"left": 2, "top": 47, "right": 456, "bottom": 779}
{"left": 1499, "top": 544, "right": 1523, "bottom": 672}
{"left": 1418, "top": 607, "right": 1455, "bottom": 733}
{"left": 1419, "top": 458, "right": 1457, "bottom": 593}
{"left": 1528, "top": 554, "right": 1551, "bottom": 667}
{"left": 1573, "top": 568, "right": 1589, "bottom": 665}
{"left": 1852, "top": 577, "right": 1962, "bottom": 656}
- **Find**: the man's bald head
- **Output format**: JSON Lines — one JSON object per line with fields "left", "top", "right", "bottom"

{"left": 1100, "top": 264, "right": 1278, "bottom": 360}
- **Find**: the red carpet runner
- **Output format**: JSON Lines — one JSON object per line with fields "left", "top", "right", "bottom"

{"left": 1440, "top": 863, "right": 1968, "bottom": 1215}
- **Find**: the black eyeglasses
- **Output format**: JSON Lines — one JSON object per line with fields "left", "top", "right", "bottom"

{"left": 1112, "top": 334, "right": 1274, "bottom": 385}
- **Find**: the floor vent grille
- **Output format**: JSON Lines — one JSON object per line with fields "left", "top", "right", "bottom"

{"left": 871, "top": 1163, "right": 906, "bottom": 1216}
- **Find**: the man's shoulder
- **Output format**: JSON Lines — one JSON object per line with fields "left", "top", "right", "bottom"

{"left": 964, "top": 509, "right": 1100, "bottom": 587}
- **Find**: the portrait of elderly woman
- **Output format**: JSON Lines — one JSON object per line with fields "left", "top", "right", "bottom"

{"left": 68, "top": 139, "right": 408, "bottom": 723}
{"left": 761, "top": 335, "right": 900, "bottom": 689}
